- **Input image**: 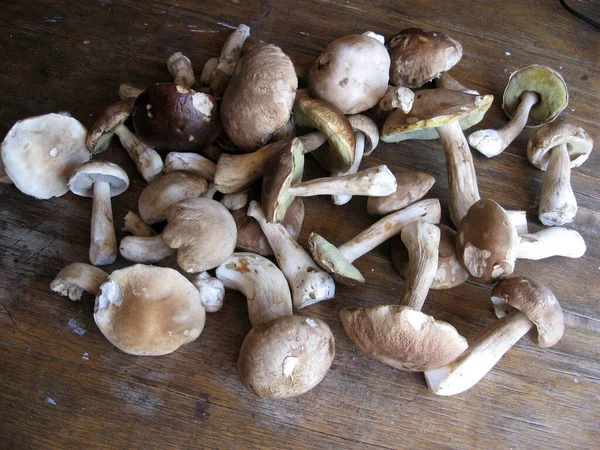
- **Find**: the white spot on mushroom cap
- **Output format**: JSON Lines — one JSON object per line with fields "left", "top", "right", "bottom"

{"left": 96, "top": 280, "right": 124, "bottom": 311}
{"left": 49, "top": 147, "right": 58, "bottom": 157}
{"left": 176, "top": 85, "right": 190, "bottom": 94}
{"left": 191, "top": 93, "right": 213, "bottom": 116}
{"left": 404, "top": 309, "right": 429, "bottom": 331}
{"left": 305, "top": 318, "right": 318, "bottom": 328}
{"left": 282, "top": 356, "right": 299, "bottom": 377}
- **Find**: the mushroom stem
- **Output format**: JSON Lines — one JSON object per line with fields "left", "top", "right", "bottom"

{"left": 199, "top": 57, "right": 219, "bottom": 86}
{"left": 164, "top": 152, "right": 216, "bottom": 181}
{"left": 115, "top": 125, "right": 164, "bottom": 183}
{"left": 425, "top": 310, "right": 533, "bottom": 396}
{"left": 50, "top": 263, "right": 109, "bottom": 301}
{"left": 247, "top": 201, "right": 335, "bottom": 309}
{"left": 435, "top": 73, "right": 479, "bottom": 95}
{"left": 211, "top": 24, "right": 251, "bottom": 97}
{"left": 221, "top": 189, "right": 249, "bottom": 211}
{"left": 188, "top": 272, "right": 225, "bottom": 313}
{"left": 338, "top": 199, "right": 441, "bottom": 263}
{"left": 378, "top": 86, "right": 414, "bottom": 113}
{"left": 506, "top": 210, "right": 529, "bottom": 235}
{"left": 119, "top": 234, "right": 175, "bottom": 263}
{"left": 89, "top": 181, "right": 117, "bottom": 266}
{"left": 122, "top": 211, "right": 156, "bottom": 237}
{"left": 118, "top": 83, "right": 143, "bottom": 101}
{"left": 468, "top": 91, "right": 539, "bottom": 158}
{"left": 517, "top": 228, "right": 586, "bottom": 260}
{"left": 167, "top": 52, "right": 195, "bottom": 89}
{"left": 436, "top": 120, "right": 480, "bottom": 226}
{"left": 331, "top": 132, "right": 365, "bottom": 205}
{"left": 288, "top": 165, "right": 396, "bottom": 197}
{"left": 539, "top": 143, "right": 577, "bottom": 226}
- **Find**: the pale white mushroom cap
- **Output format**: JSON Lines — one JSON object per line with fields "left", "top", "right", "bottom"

{"left": 69, "top": 161, "right": 129, "bottom": 197}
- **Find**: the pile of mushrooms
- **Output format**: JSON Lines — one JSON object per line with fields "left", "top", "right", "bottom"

{"left": 1, "top": 23, "right": 591, "bottom": 400}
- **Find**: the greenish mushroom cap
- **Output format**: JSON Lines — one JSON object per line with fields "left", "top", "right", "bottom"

{"left": 308, "top": 232, "right": 365, "bottom": 284}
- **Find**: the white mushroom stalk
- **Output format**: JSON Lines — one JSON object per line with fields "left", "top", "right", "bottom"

{"left": 468, "top": 91, "right": 538, "bottom": 158}
{"left": 163, "top": 152, "right": 216, "bottom": 181}
{"left": 119, "top": 234, "right": 175, "bottom": 263}
{"left": 199, "top": 57, "right": 219, "bottom": 86}
{"left": 114, "top": 125, "right": 163, "bottom": 183}
{"left": 506, "top": 210, "right": 529, "bottom": 235}
{"left": 216, "top": 253, "right": 292, "bottom": 326}
{"left": 378, "top": 86, "right": 414, "bottom": 114}
{"left": 539, "top": 143, "right": 577, "bottom": 226}
{"left": 122, "top": 211, "right": 156, "bottom": 237}
{"left": 211, "top": 24, "right": 251, "bottom": 97}
{"left": 90, "top": 181, "right": 117, "bottom": 265}
{"left": 517, "top": 227, "right": 586, "bottom": 260}
{"left": 50, "top": 263, "right": 109, "bottom": 301}
{"left": 331, "top": 132, "right": 365, "bottom": 205}
{"left": 188, "top": 271, "right": 225, "bottom": 313}
{"left": 167, "top": 52, "right": 195, "bottom": 89}
{"left": 247, "top": 201, "right": 335, "bottom": 309}
{"left": 118, "top": 83, "right": 143, "bottom": 100}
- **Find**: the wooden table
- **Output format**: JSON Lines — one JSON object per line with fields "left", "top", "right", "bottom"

{"left": 1, "top": 1, "right": 599, "bottom": 448}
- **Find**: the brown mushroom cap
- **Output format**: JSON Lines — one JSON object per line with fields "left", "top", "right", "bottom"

{"left": 87, "top": 99, "right": 134, "bottom": 154}
{"left": 220, "top": 44, "right": 298, "bottom": 152}
{"left": 503, "top": 65, "right": 568, "bottom": 127}
{"left": 341, "top": 305, "right": 468, "bottom": 371}
{"left": 138, "top": 171, "right": 209, "bottom": 224}
{"left": 348, "top": 114, "right": 380, "bottom": 156}
{"left": 491, "top": 276, "right": 564, "bottom": 348}
{"left": 69, "top": 161, "right": 129, "bottom": 197}
{"left": 132, "top": 83, "right": 220, "bottom": 152}
{"left": 387, "top": 28, "right": 463, "bottom": 88}
{"left": 527, "top": 121, "right": 593, "bottom": 170}
{"left": 367, "top": 171, "right": 435, "bottom": 215}
{"left": 238, "top": 315, "right": 335, "bottom": 399}
{"left": 94, "top": 264, "right": 206, "bottom": 356}
{"left": 456, "top": 199, "right": 518, "bottom": 284}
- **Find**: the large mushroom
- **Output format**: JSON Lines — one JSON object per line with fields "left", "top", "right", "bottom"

{"left": 517, "top": 227, "right": 586, "bottom": 260}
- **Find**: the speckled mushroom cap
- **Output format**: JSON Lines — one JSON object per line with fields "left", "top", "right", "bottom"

{"left": 138, "top": 171, "right": 209, "bottom": 224}
{"left": 69, "top": 161, "right": 129, "bottom": 197}
{"left": 491, "top": 276, "right": 564, "bottom": 348}
{"left": 94, "top": 264, "right": 206, "bottom": 356}
{"left": 308, "top": 232, "right": 365, "bottom": 284}
{"left": 308, "top": 33, "right": 390, "bottom": 114}
{"left": 456, "top": 199, "right": 518, "bottom": 284}
{"left": 387, "top": 28, "right": 463, "bottom": 88}
{"left": 86, "top": 99, "right": 134, "bottom": 154}
{"left": 527, "top": 121, "right": 593, "bottom": 170}
{"left": 220, "top": 44, "right": 298, "bottom": 152}
{"left": 380, "top": 89, "right": 493, "bottom": 143}
{"left": 238, "top": 315, "right": 335, "bottom": 399}
{"left": 132, "top": 83, "right": 220, "bottom": 152}
{"left": 503, "top": 65, "right": 568, "bottom": 127}
{"left": 340, "top": 305, "right": 468, "bottom": 371}
{"left": 1, "top": 113, "right": 90, "bottom": 199}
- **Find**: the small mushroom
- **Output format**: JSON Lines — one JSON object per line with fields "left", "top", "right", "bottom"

{"left": 86, "top": 99, "right": 134, "bottom": 154}
{"left": 164, "top": 152, "right": 216, "bottom": 181}
{"left": 309, "top": 198, "right": 441, "bottom": 285}
{"left": 367, "top": 171, "right": 435, "bottom": 215}
{"left": 211, "top": 24, "right": 251, "bottom": 97}
{"left": 50, "top": 263, "right": 109, "bottom": 301}
{"left": 527, "top": 122, "right": 593, "bottom": 226}
{"left": 167, "top": 52, "right": 195, "bottom": 89}
{"left": 468, "top": 65, "right": 568, "bottom": 158}
{"left": 378, "top": 86, "right": 415, "bottom": 114}
{"left": 69, "top": 161, "right": 129, "bottom": 266}
{"left": 114, "top": 125, "right": 164, "bottom": 183}
{"left": 517, "top": 227, "right": 586, "bottom": 260}
{"left": 94, "top": 264, "right": 206, "bottom": 356}
{"left": 425, "top": 276, "right": 564, "bottom": 395}
{"left": 1, "top": 113, "right": 90, "bottom": 199}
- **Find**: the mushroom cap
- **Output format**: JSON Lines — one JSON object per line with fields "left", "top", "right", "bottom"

{"left": 348, "top": 114, "right": 380, "bottom": 156}
{"left": 503, "top": 65, "right": 568, "bottom": 127}
{"left": 262, "top": 137, "right": 304, "bottom": 223}
{"left": 138, "top": 171, "right": 209, "bottom": 224}
{"left": 387, "top": 28, "right": 463, "bottom": 88}
{"left": 308, "top": 33, "right": 390, "bottom": 114}
{"left": 292, "top": 95, "right": 355, "bottom": 172}
{"left": 220, "top": 44, "right": 298, "bottom": 152}
{"left": 456, "top": 199, "right": 518, "bottom": 284}
{"left": 162, "top": 197, "right": 237, "bottom": 273}
{"left": 367, "top": 171, "right": 435, "bottom": 215}
{"left": 69, "top": 161, "right": 129, "bottom": 197}
{"left": 132, "top": 83, "right": 220, "bottom": 152}
{"left": 1, "top": 113, "right": 90, "bottom": 199}
{"left": 94, "top": 264, "right": 206, "bottom": 356}
{"left": 238, "top": 315, "right": 335, "bottom": 399}
{"left": 308, "top": 232, "right": 365, "bottom": 284}
{"left": 341, "top": 305, "right": 468, "bottom": 371}
{"left": 491, "top": 276, "right": 564, "bottom": 348}
{"left": 527, "top": 121, "right": 593, "bottom": 170}
{"left": 86, "top": 99, "right": 134, "bottom": 154}
{"left": 380, "top": 89, "right": 493, "bottom": 143}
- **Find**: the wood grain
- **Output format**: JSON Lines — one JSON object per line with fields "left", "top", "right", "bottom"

{"left": 1, "top": 1, "right": 599, "bottom": 449}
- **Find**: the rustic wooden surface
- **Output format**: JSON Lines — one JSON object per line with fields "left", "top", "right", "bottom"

{"left": 1, "top": 1, "right": 599, "bottom": 448}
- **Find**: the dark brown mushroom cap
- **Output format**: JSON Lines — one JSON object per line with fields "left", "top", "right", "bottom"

{"left": 491, "top": 276, "right": 564, "bottom": 348}
{"left": 387, "top": 28, "right": 463, "bottom": 88}
{"left": 503, "top": 65, "right": 568, "bottom": 127}
{"left": 220, "top": 44, "right": 298, "bottom": 152}
{"left": 69, "top": 161, "right": 129, "bottom": 197}
{"left": 341, "top": 305, "right": 468, "bottom": 371}
{"left": 87, "top": 99, "right": 134, "bottom": 154}
{"left": 527, "top": 121, "right": 593, "bottom": 171}
{"left": 308, "top": 232, "right": 365, "bottom": 285}
{"left": 238, "top": 315, "right": 335, "bottom": 399}
{"left": 132, "top": 83, "right": 220, "bottom": 152}
{"left": 456, "top": 199, "right": 518, "bottom": 284}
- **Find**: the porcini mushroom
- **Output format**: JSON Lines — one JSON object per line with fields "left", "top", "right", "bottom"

{"left": 69, "top": 161, "right": 129, "bottom": 266}
{"left": 425, "top": 276, "right": 564, "bottom": 396}
{"left": 1, "top": 113, "right": 90, "bottom": 199}
{"left": 94, "top": 264, "right": 206, "bottom": 356}
{"left": 517, "top": 227, "right": 586, "bottom": 260}
{"left": 468, "top": 65, "right": 568, "bottom": 158}
{"left": 163, "top": 152, "right": 216, "bottom": 181}
{"left": 435, "top": 72, "right": 479, "bottom": 95}
{"left": 527, "top": 122, "right": 593, "bottom": 226}
{"left": 122, "top": 212, "right": 156, "bottom": 237}
{"left": 167, "top": 52, "right": 195, "bottom": 89}
{"left": 367, "top": 171, "right": 435, "bottom": 215}
{"left": 188, "top": 271, "right": 225, "bottom": 313}
{"left": 210, "top": 24, "right": 251, "bottom": 97}
{"left": 86, "top": 99, "right": 134, "bottom": 154}
{"left": 114, "top": 125, "right": 164, "bottom": 183}
{"left": 309, "top": 199, "right": 441, "bottom": 285}
{"left": 50, "top": 263, "right": 109, "bottom": 301}
{"left": 378, "top": 86, "right": 415, "bottom": 114}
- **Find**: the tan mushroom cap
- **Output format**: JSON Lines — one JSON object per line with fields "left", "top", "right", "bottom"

{"left": 341, "top": 305, "right": 468, "bottom": 371}
{"left": 348, "top": 114, "right": 379, "bottom": 156}
{"left": 527, "top": 121, "right": 593, "bottom": 170}
{"left": 86, "top": 99, "right": 134, "bottom": 154}
{"left": 367, "top": 171, "right": 435, "bottom": 215}
{"left": 503, "top": 65, "right": 568, "bottom": 127}
{"left": 387, "top": 28, "right": 463, "bottom": 88}
{"left": 94, "top": 264, "right": 206, "bottom": 356}
{"left": 69, "top": 161, "right": 129, "bottom": 197}
{"left": 1, "top": 113, "right": 90, "bottom": 199}
{"left": 491, "top": 276, "right": 564, "bottom": 348}
{"left": 456, "top": 199, "right": 518, "bottom": 284}
{"left": 238, "top": 315, "right": 335, "bottom": 399}
{"left": 138, "top": 171, "right": 209, "bottom": 225}
{"left": 381, "top": 89, "right": 493, "bottom": 143}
